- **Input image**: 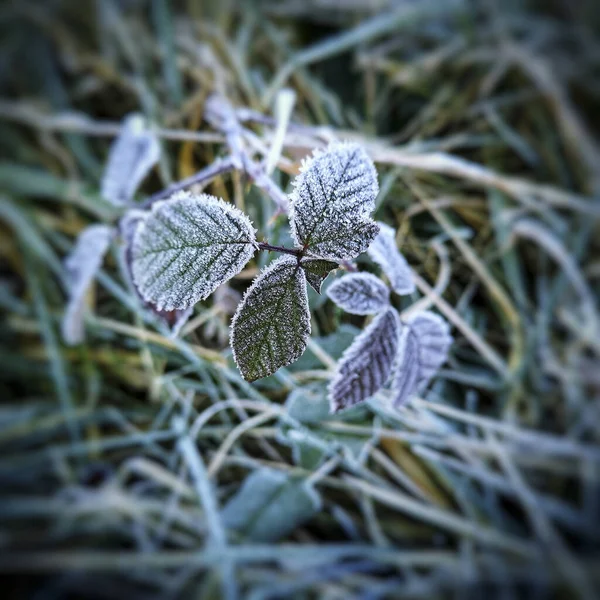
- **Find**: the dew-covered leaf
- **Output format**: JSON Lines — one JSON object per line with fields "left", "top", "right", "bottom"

{"left": 231, "top": 255, "right": 310, "bottom": 381}
{"left": 101, "top": 113, "right": 160, "bottom": 205}
{"left": 131, "top": 192, "right": 256, "bottom": 311}
{"left": 328, "top": 307, "right": 401, "bottom": 413}
{"left": 327, "top": 272, "right": 389, "bottom": 315}
{"left": 61, "top": 224, "right": 114, "bottom": 345}
{"left": 392, "top": 311, "right": 452, "bottom": 407}
{"left": 368, "top": 222, "right": 415, "bottom": 295}
{"left": 300, "top": 258, "right": 338, "bottom": 293}
{"left": 221, "top": 468, "right": 321, "bottom": 542}
{"left": 289, "top": 143, "right": 379, "bottom": 261}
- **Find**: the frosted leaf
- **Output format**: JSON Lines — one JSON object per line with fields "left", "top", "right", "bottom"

{"left": 327, "top": 272, "right": 389, "bottom": 315}
{"left": 101, "top": 113, "right": 160, "bottom": 205}
{"left": 221, "top": 468, "right": 320, "bottom": 542}
{"left": 289, "top": 143, "right": 379, "bottom": 261}
{"left": 300, "top": 258, "right": 338, "bottom": 294}
{"left": 131, "top": 192, "right": 256, "bottom": 311}
{"left": 392, "top": 311, "right": 452, "bottom": 407}
{"left": 368, "top": 222, "right": 415, "bottom": 295}
{"left": 328, "top": 307, "right": 400, "bottom": 413}
{"left": 61, "top": 224, "right": 114, "bottom": 345}
{"left": 119, "top": 211, "right": 195, "bottom": 336}
{"left": 231, "top": 255, "right": 310, "bottom": 381}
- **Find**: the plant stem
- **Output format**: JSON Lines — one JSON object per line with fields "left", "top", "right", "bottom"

{"left": 142, "top": 156, "right": 236, "bottom": 207}
{"left": 257, "top": 242, "right": 303, "bottom": 257}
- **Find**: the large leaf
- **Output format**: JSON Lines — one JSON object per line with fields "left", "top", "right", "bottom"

{"left": 289, "top": 143, "right": 379, "bottom": 261}
{"left": 368, "top": 222, "right": 415, "bottom": 295}
{"left": 328, "top": 307, "right": 401, "bottom": 413}
{"left": 120, "top": 211, "right": 193, "bottom": 335}
{"left": 131, "top": 192, "right": 256, "bottom": 311}
{"left": 101, "top": 113, "right": 160, "bottom": 205}
{"left": 327, "top": 272, "right": 389, "bottom": 315}
{"left": 392, "top": 311, "right": 452, "bottom": 407}
{"left": 221, "top": 468, "right": 321, "bottom": 542}
{"left": 61, "top": 224, "right": 114, "bottom": 345}
{"left": 231, "top": 255, "right": 310, "bottom": 381}
{"left": 300, "top": 257, "right": 338, "bottom": 294}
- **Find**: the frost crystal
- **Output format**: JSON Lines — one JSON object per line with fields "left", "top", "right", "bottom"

{"left": 368, "top": 222, "right": 415, "bottom": 295}
{"left": 61, "top": 224, "right": 114, "bottom": 345}
{"left": 300, "top": 258, "right": 338, "bottom": 294}
{"left": 101, "top": 113, "right": 161, "bottom": 205}
{"left": 289, "top": 143, "right": 379, "bottom": 261}
{"left": 231, "top": 255, "right": 310, "bottom": 382}
{"left": 328, "top": 307, "right": 401, "bottom": 413}
{"left": 131, "top": 192, "right": 256, "bottom": 311}
{"left": 327, "top": 272, "right": 390, "bottom": 315}
{"left": 392, "top": 311, "right": 452, "bottom": 407}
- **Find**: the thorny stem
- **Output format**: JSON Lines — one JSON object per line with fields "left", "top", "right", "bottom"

{"left": 142, "top": 156, "right": 236, "bottom": 208}
{"left": 257, "top": 242, "right": 303, "bottom": 257}
{"left": 204, "top": 95, "right": 289, "bottom": 214}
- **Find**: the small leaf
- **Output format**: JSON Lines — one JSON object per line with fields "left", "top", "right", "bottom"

{"left": 300, "top": 258, "right": 338, "bottom": 293}
{"left": 329, "top": 307, "right": 401, "bottom": 413}
{"left": 289, "top": 143, "right": 379, "bottom": 261}
{"left": 131, "top": 192, "right": 257, "bottom": 311}
{"left": 221, "top": 468, "right": 321, "bottom": 542}
{"left": 286, "top": 384, "right": 331, "bottom": 424}
{"left": 231, "top": 255, "right": 310, "bottom": 381}
{"left": 61, "top": 224, "right": 114, "bottom": 345}
{"left": 327, "top": 272, "right": 389, "bottom": 315}
{"left": 392, "top": 311, "right": 452, "bottom": 407}
{"left": 368, "top": 222, "right": 415, "bottom": 295}
{"left": 101, "top": 114, "right": 160, "bottom": 205}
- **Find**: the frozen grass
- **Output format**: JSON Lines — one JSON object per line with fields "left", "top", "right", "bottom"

{"left": 0, "top": 1, "right": 599, "bottom": 598}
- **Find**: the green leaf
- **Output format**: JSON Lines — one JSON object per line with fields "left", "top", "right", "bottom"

{"left": 300, "top": 257, "right": 338, "bottom": 293}
{"left": 231, "top": 255, "right": 310, "bottom": 381}
{"left": 289, "top": 143, "right": 379, "bottom": 261}
{"left": 221, "top": 468, "right": 321, "bottom": 542}
{"left": 131, "top": 192, "right": 257, "bottom": 311}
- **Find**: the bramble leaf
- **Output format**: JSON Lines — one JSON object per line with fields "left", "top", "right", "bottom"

{"left": 289, "top": 143, "right": 379, "bottom": 261}
{"left": 119, "top": 210, "right": 194, "bottom": 335}
{"left": 231, "top": 255, "right": 310, "bottom": 381}
{"left": 368, "top": 222, "right": 415, "bottom": 295}
{"left": 328, "top": 307, "right": 401, "bottom": 413}
{"left": 101, "top": 114, "right": 160, "bottom": 205}
{"left": 221, "top": 468, "right": 321, "bottom": 542}
{"left": 61, "top": 224, "right": 114, "bottom": 345}
{"left": 392, "top": 311, "right": 452, "bottom": 407}
{"left": 131, "top": 192, "right": 257, "bottom": 311}
{"left": 327, "top": 272, "right": 389, "bottom": 315}
{"left": 300, "top": 258, "right": 338, "bottom": 294}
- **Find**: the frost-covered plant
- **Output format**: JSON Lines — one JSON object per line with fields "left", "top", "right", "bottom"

{"left": 61, "top": 105, "right": 381, "bottom": 384}
{"left": 61, "top": 100, "right": 452, "bottom": 409}
{"left": 326, "top": 223, "right": 453, "bottom": 413}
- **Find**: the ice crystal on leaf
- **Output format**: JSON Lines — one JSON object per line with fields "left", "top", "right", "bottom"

{"left": 61, "top": 224, "right": 114, "bottom": 345}
{"left": 392, "top": 311, "right": 452, "bottom": 407}
{"left": 300, "top": 258, "right": 338, "bottom": 294}
{"left": 131, "top": 192, "right": 256, "bottom": 311}
{"left": 368, "top": 222, "right": 415, "bottom": 295}
{"left": 101, "top": 114, "right": 160, "bottom": 206}
{"left": 289, "top": 143, "right": 379, "bottom": 261}
{"left": 119, "top": 210, "right": 193, "bottom": 335}
{"left": 231, "top": 255, "right": 310, "bottom": 382}
{"left": 327, "top": 272, "right": 389, "bottom": 315}
{"left": 328, "top": 307, "right": 400, "bottom": 413}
